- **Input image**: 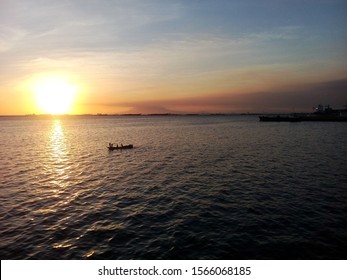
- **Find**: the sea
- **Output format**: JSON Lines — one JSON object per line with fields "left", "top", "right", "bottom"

{"left": 0, "top": 115, "right": 346, "bottom": 260}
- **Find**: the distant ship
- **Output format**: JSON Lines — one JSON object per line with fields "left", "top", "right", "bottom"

{"left": 259, "top": 104, "right": 347, "bottom": 122}
{"left": 300, "top": 104, "right": 347, "bottom": 121}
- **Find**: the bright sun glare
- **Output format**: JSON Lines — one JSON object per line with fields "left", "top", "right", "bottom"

{"left": 34, "top": 77, "right": 77, "bottom": 114}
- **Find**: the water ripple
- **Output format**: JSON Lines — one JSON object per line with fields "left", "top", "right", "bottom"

{"left": 0, "top": 116, "right": 346, "bottom": 259}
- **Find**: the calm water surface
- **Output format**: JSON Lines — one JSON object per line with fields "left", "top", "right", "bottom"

{"left": 1, "top": 115, "right": 346, "bottom": 259}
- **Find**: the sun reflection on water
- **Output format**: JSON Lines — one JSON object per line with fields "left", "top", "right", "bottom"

{"left": 49, "top": 119, "right": 71, "bottom": 189}
{"left": 31, "top": 119, "right": 73, "bottom": 216}
{"left": 50, "top": 119, "right": 66, "bottom": 159}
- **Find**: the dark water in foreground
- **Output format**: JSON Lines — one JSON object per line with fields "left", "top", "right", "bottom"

{"left": 1, "top": 115, "right": 346, "bottom": 259}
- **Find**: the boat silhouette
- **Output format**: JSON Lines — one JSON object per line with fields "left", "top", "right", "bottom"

{"left": 107, "top": 144, "right": 134, "bottom": 150}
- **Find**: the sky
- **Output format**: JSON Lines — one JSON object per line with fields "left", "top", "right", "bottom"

{"left": 1, "top": 0, "right": 347, "bottom": 114}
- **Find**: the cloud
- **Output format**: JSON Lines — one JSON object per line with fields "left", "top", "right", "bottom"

{"left": 105, "top": 78, "right": 347, "bottom": 113}
{"left": 0, "top": 26, "right": 26, "bottom": 52}
{"left": 1, "top": 0, "right": 346, "bottom": 115}
{"left": 1, "top": 0, "right": 341, "bottom": 89}
{"left": 0, "top": 0, "right": 183, "bottom": 53}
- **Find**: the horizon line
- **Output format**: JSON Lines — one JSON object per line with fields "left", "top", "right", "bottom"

{"left": 0, "top": 111, "right": 316, "bottom": 118}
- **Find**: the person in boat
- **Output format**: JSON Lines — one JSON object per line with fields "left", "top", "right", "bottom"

{"left": 109, "top": 142, "right": 113, "bottom": 148}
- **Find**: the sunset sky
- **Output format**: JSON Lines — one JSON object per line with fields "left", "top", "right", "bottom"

{"left": 1, "top": 0, "right": 347, "bottom": 115}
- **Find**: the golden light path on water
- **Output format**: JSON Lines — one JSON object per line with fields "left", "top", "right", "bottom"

{"left": 47, "top": 120, "right": 98, "bottom": 256}
{"left": 43, "top": 120, "right": 76, "bottom": 250}
{"left": 50, "top": 119, "right": 70, "bottom": 190}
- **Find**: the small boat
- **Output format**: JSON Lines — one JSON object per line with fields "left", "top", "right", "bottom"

{"left": 107, "top": 144, "right": 134, "bottom": 151}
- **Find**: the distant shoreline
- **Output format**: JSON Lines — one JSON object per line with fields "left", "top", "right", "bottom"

{"left": 0, "top": 113, "right": 265, "bottom": 118}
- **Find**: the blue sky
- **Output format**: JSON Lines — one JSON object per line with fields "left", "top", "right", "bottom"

{"left": 1, "top": 0, "right": 347, "bottom": 114}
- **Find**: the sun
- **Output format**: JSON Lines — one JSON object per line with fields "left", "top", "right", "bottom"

{"left": 34, "top": 77, "right": 77, "bottom": 114}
